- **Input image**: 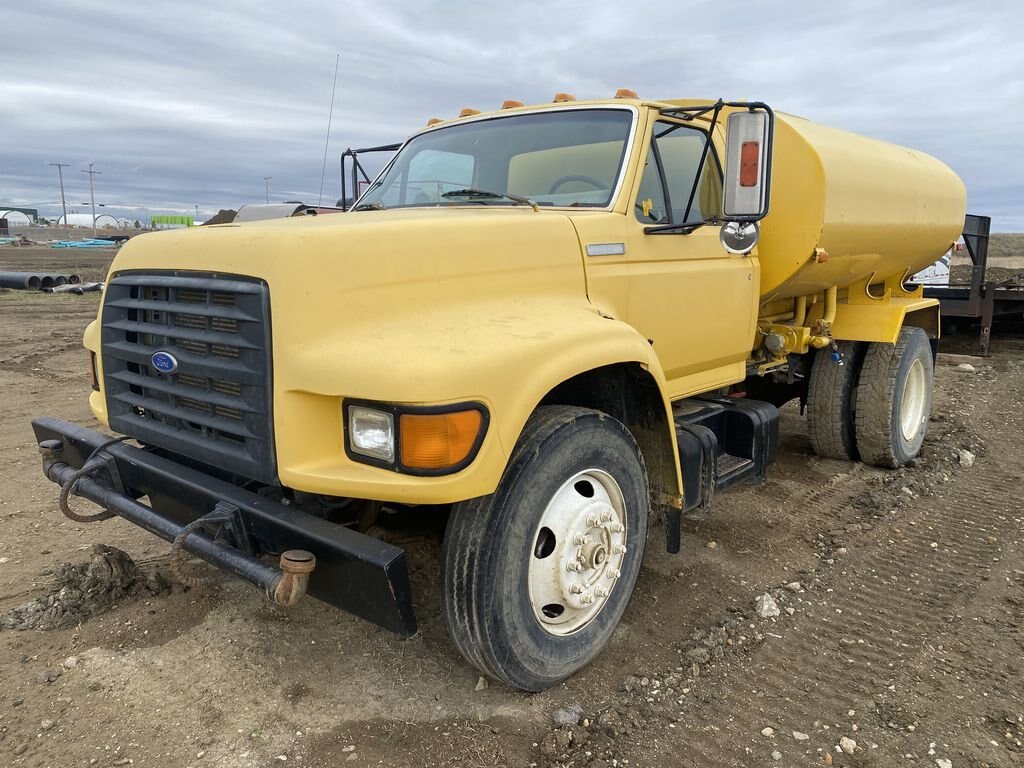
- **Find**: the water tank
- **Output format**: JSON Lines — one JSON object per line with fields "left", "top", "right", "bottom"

{"left": 757, "top": 113, "right": 966, "bottom": 302}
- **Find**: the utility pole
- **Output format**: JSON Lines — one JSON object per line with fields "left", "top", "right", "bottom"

{"left": 264, "top": 176, "right": 271, "bottom": 204}
{"left": 81, "top": 163, "right": 101, "bottom": 237}
{"left": 194, "top": 204, "right": 199, "bottom": 221}
{"left": 49, "top": 163, "right": 70, "bottom": 228}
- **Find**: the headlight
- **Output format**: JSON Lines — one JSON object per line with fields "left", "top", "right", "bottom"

{"left": 344, "top": 401, "right": 488, "bottom": 474}
{"left": 348, "top": 406, "right": 395, "bottom": 463}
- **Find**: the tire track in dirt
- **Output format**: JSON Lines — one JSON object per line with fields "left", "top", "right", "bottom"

{"left": 648, "top": 461, "right": 1020, "bottom": 767}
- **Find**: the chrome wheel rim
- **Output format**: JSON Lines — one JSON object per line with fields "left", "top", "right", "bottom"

{"left": 900, "top": 357, "right": 928, "bottom": 441}
{"left": 527, "top": 469, "right": 628, "bottom": 635}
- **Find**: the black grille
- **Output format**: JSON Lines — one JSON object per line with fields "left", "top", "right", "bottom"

{"left": 101, "top": 273, "right": 276, "bottom": 483}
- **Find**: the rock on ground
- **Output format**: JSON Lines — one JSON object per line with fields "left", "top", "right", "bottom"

{"left": 755, "top": 593, "right": 780, "bottom": 619}
{"left": 552, "top": 704, "right": 583, "bottom": 726}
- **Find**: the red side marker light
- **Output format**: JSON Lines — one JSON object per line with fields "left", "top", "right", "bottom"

{"left": 740, "top": 141, "right": 760, "bottom": 187}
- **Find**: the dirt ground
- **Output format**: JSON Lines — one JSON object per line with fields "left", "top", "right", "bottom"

{"left": 1, "top": 244, "right": 1023, "bottom": 768}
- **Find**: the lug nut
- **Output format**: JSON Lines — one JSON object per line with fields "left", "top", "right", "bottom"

{"left": 608, "top": 568, "right": 621, "bottom": 580}
{"left": 612, "top": 523, "right": 625, "bottom": 533}
{"left": 566, "top": 560, "right": 583, "bottom": 573}
{"left": 573, "top": 533, "right": 591, "bottom": 546}
{"left": 599, "top": 509, "right": 614, "bottom": 523}
{"left": 613, "top": 543, "right": 627, "bottom": 554}
{"left": 585, "top": 514, "right": 599, "bottom": 527}
{"left": 569, "top": 581, "right": 584, "bottom": 594}
{"left": 595, "top": 586, "right": 610, "bottom": 598}
{"left": 580, "top": 592, "right": 595, "bottom": 604}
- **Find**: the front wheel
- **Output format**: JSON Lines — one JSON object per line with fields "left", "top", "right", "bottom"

{"left": 441, "top": 406, "right": 649, "bottom": 691}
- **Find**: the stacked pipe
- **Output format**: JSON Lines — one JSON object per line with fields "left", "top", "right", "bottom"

{"left": 0, "top": 271, "right": 82, "bottom": 290}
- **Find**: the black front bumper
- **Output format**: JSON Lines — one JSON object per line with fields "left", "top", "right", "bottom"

{"left": 31, "top": 416, "right": 417, "bottom": 636}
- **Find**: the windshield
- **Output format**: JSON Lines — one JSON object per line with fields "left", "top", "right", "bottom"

{"left": 356, "top": 108, "right": 634, "bottom": 210}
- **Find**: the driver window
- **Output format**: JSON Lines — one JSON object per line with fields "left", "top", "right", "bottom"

{"left": 635, "top": 147, "right": 669, "bottom": 223}
{"left": 635, "top": 122, "right": 722, "bottom": 225}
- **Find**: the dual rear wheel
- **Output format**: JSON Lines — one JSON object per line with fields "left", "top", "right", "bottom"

{"left": 807, "top": 326, "right": 934, "bottom": 467}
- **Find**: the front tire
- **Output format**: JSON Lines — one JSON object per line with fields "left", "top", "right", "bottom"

{"left": 855, "top": 326, "right": 934, "bottom": 467}
{"left": 441, "top": 406, "right": 649, "bottom": 691}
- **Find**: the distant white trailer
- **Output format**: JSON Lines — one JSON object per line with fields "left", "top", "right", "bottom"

{"left": 913, "top": 242, "right": 962, "bottom": 286}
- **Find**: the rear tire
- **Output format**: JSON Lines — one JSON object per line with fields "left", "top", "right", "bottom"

{"left": 441, "top": 405, "right": 649, "bottom": 691}
{"left": 855, "top": 326, "right": 934, "bottom": 468}
{"left": 807, "top": 341, "right": 865, "bottom": 460}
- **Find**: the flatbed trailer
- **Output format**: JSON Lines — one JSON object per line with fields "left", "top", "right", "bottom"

{"left": 921, "top": 214, "right": 1024, "bottom": 355}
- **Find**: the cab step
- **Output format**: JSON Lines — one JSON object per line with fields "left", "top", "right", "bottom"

{"left": 671, "top": 394, "right": 779, "bottom": 530}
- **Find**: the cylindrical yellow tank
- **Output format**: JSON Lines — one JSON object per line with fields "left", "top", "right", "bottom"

{"left": 757, "top": 113, "right": 966, "bottom": 303}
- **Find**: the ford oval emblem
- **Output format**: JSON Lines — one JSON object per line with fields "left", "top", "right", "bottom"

{"left": 151, "top": 350, "right": 179, "bottom": 374}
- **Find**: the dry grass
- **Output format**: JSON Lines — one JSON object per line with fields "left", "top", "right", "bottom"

{"left": 989, "top": 233, "right": 1024, "bottom": 262}
{"left": 951, "top": 233, "right": 1024, "bottom": 268}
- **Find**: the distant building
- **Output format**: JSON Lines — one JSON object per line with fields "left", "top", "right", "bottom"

{"left": 54, "top": 212, "right": 131, "bottom": 228}
{"left": 151, "top": 214, "right": 194, "bottom": 229}
{"left": 0, "top": 208, "right": 36, "bottom": 225}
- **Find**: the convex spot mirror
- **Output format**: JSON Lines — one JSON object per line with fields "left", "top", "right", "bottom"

{"left": 722, "top": 109, "right": 772, "bottom": 222}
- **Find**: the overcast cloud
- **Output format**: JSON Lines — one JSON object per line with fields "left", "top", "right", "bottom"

{"left": 2, "top": 1, "right": 1022, "bottom": 229}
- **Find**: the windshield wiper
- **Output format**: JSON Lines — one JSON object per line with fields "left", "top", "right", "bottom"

{"left": 440, "top": 188, "right": 539, "bottom": 211}
{"left": 352, "top": 201, "right": 386, "bottom": 211}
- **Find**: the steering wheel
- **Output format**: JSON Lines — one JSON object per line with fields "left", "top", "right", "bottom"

{"left": 547, "top": 174, "right": 609, "bottom": 194}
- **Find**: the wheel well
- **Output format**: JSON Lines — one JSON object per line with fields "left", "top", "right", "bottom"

{"left": 539, "top": 363, "right": 679, "bottom": 510}
{"left": 904, "top": 304, "right": 940, "bottom": 339}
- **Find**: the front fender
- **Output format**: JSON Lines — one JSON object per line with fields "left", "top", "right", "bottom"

{"left": 275, "top": 297, "right": 671, "bottom": 503}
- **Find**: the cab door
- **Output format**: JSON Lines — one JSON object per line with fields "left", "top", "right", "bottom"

{"left": 625, "top": 120, "right": 758, "bottom": 397}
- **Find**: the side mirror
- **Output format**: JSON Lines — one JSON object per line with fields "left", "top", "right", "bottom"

{"left": 722, "top": 109, "right": 773, "bottom": 222}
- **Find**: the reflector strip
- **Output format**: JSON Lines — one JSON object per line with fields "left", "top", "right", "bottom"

{"left": 740, "top": 142, "right": 760, "bottom": 187}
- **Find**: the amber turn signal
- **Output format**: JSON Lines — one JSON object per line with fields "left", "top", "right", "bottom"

{"left": 400, "top": 410, "right": 483, "bottom": 470}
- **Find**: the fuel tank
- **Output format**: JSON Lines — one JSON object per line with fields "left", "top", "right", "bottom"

{"left": 756, "top": 112, "right": 966, "bottom": 302}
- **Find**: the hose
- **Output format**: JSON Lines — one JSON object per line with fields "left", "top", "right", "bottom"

{"left": 168, "top": 508, "right": 234, "bottom": 589}
{"left": 57, "top": 437, "right": 130, "bottom": 523}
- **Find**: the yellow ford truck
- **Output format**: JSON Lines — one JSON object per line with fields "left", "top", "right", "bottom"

{"left": 33, "top": 91, "right": 966, "bottom": 691}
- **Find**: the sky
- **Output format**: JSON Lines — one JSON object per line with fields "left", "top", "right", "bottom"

{"left": 2, "top": 1, "right": 1022, "bottom": 229}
